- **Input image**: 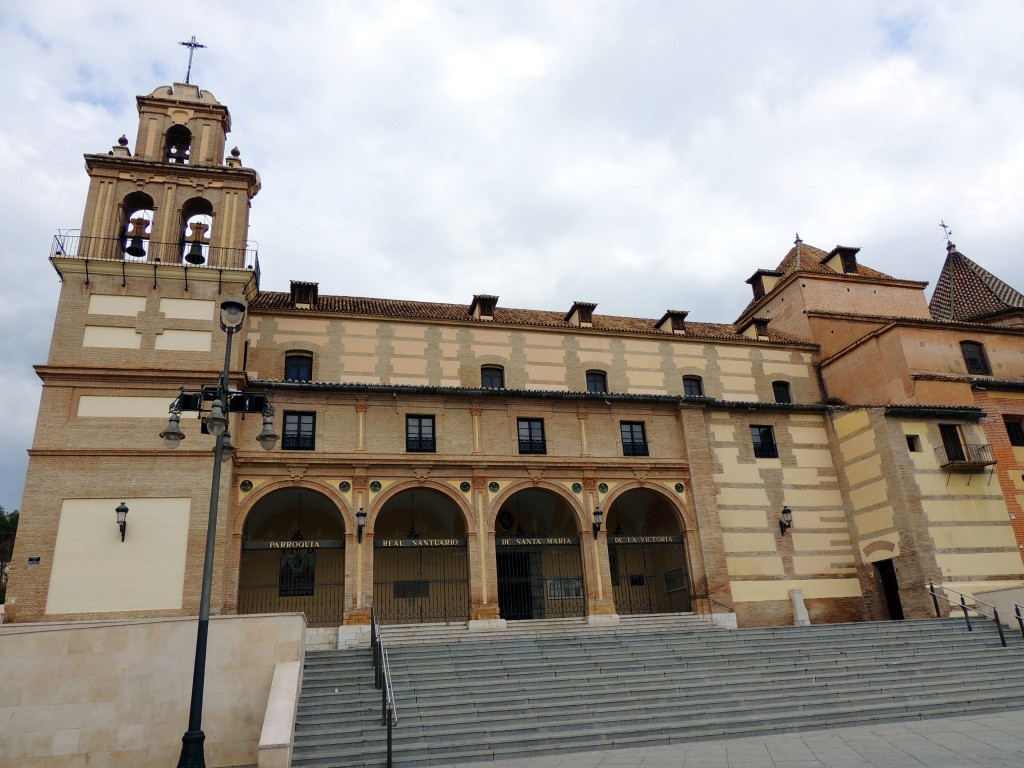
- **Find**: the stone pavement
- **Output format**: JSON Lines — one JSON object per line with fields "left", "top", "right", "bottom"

{"left": 433, "top": 709, "right": 1024, "bottom": 768}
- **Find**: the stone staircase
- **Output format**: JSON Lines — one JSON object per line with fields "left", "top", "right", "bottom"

{"left": 291, "top": 614, "right": 1024, "bottom": 767}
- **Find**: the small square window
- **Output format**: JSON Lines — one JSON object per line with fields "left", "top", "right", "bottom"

{"left": 284, "top": 353, "right": 312, "bottom": 383}
{"left": 283, "top": 412, "right": 315, "bottom": 451}
{"left": 482, "top": 366, "right": 504, "bottom": 389}
{"left": 772, "top": 381, "right": 792, "bottom": 404}
{"left": 406, "top": 415, "right": 436, "bottom": 452}
{"left": 683, "top": 376, "right": 704, "bottom": 397}
{"left": 620, "top": 421, "right": 649, "bottom": 456}
{"left": 1006, "top": 419, "right": 1024, "bottom": 447}
{"left": 518, "top": 418, "right": 546, "bottom": 454}
{"left": 586, "top": 370, "right": 607, "bottom": 393}
{"left": 906, "top": 435, "right": 921, "bottom": 452}
{"left": 750, "top": 425, "right": 778, "bottom": 459}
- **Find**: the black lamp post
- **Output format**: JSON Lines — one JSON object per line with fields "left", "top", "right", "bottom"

{"left": 167, "top": 297, "right": 249, "bottom": 768}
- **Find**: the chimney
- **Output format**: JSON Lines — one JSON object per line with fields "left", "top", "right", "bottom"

{"left": 289, "top": 280, "right": 318, "bottom": 308}
{"left": 469, "top": 294, "right": 498, "bottom": 321}
{"left": 565, "top": 301, "right": 598, "bottom": 327}
{"left": 657, "top": 310, "right": 689, "bottom": 334}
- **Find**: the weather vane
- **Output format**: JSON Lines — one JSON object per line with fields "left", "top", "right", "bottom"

{"left": 179, "top": 35, "right": 207, "bottom": 85}
{"left": 940, "top": 220, "right": 955, "bottom": 251}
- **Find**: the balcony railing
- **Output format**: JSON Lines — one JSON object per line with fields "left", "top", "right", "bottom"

{"left": 622, "top": 441, "right": 650, "bottom": 457}
{"left": 51, "top": 231, "right": 259, "bottom": 273}
{"left": 935, "top": 443, "right": 995, "bottom": 469}
{"left": 282, "top": 433, "right": 316, "bottom": 451}
{"left": 406, "top": 437, "right": 436, "bottom": 453}
{"left": 753, "top": 443, "right": 779, "bottom": 459}
{"left": 518, "top": 439, "right": 547, "bottom": 455}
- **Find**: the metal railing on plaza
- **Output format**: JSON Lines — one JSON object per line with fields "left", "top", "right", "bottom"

{"left": 926, "top": 581, "right": 1007, "bottom": 647}
{"left": 370, "top": 609, "right": 399, "bottom": 768}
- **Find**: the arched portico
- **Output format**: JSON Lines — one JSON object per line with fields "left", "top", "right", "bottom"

{"left": 491, "top": 486, "right": 590, "bottom": 620}
{"left": 236, "top": 486, "right": 347, "bottom": 626}
{"left": 606, "top": 487, "right": 692, "bottom": 615}
{"left": 370, "top": 487, "right": 470, "bottom": 624}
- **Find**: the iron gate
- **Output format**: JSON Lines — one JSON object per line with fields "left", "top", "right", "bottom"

{"left": 373, "top": 538, "right": 469, "bottom": 624}
{"left": 238, "top": 539, "right": 345, "bottom": 626}
{"left": 609, "top": 535, "right": 691, "bottom": 614}
{"left": 496, "top": 537, "right": 586, "bottom": 620}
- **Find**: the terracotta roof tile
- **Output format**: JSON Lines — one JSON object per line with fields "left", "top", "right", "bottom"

{"left": 249, "top": 291, "right": 812, "bottom": 345}
{"left": 929, "top": 247, "right": 1024, "bottom": 322}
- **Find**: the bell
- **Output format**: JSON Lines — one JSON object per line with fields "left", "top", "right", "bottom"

{"left": 185, "top": 241, "right": 205, "bottom": 265}
{"left": 124, "top": 236, "right": 146, "bottom": 257}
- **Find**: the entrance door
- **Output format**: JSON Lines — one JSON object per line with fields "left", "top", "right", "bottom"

{"left": 874, "top": 559, "right": 904, "bottom": 620}
{"left": 373, "top": 539, "right": 470, "bottom": 624}
{"left": 495, "top": 537, "right": 586, "bottom": 620}
{"left": 496, "top": 551, "right": 533, "bottom": 620}
{"left": 609, "top": 535, "right": 691, "bottom": 614}
{"left": 939, "top": 424, "right": 966, "bottom": 463}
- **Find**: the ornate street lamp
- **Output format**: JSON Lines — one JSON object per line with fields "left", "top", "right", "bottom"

{"left": 779, "top": 506, "right": 794, "bottom": 536}
{"left": 166, "top": 297, "right": 277, "bottom": 768}
{"left": 356, "top": 507, "right": 368, "bottom": 542}
{"left": 592, "top": 506, "right": 604, "bottom": 538}
{"left": 115, "top": 502, "right": 129, "bottom": 542}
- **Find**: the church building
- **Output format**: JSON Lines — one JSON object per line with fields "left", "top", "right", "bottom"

{"left": 7, "top": 80, "right": 1024, "bottom": 631}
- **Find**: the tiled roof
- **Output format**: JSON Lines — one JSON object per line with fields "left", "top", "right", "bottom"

{"left": 250, "top": 291, "right": 814, "bottom": 345}
{"left": 929, "top": 246, "right": 1024, "bottom": 322}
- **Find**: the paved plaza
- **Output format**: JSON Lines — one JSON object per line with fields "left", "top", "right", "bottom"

{"left": 436, "top": 709, "right": 1024, "bottom": 768}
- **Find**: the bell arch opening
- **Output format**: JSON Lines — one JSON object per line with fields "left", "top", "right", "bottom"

{"left": 180, "top": 197, "right": 214, "bottom": 265}
{"left": 607, "top": 488, "right": 692, "bottom": 615}
{"left": 237, "top": 487, "right": 346, "bottom": 626}
{"left": 494, "top": 488, "right": 586, "bottom": 620}
{"left": 121, "top": 192, "right": 155, "bottom": 261}
{"left": 372, "top": 488, "right": 469, "bottom": 624}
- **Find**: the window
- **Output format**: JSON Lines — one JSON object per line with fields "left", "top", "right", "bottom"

{"left": 960, "top": 341, "right": 991, "bottom": 376}
{"left": 750, "top": 425, "right": 778, "bottom": 458}
{"left": 772, "top": 381, "right": 792, "bottom": 404}
{"left": 1005, "top": 418, "right": 1024, "bottom": 447}
{"left": 906, "top": 435, "right": 921, "bottom": 452}
{"left": 586, "top": 370, "right": 608, "bottom": 393}
{"left": 282, "top": 412, "right": 315, "bottom": 450}
{"left": 683, "top": 376, "right": 704, "bottom": 397}
{"left": 284, "top": 353, "right": 313, "bottom": 383}
{"left": 481, "top": 365, "right": 504, "bottom": 389}
{"left": 517, "top": 418, "right": 546, "bottom": 454}
{"left": 620, "top": 421, "right": 649, "bottom": 456}
{"left": 406, "top": 415, "right": 436, "bottom": 452}
{"left": 939, "top": 424, "right": 965, "bottom": 463}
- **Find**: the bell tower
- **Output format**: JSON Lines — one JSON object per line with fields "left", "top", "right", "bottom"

{"left": 78, "top": 82, "right": 260, "bottom": 269}
{"left": 7, "top": 81, "right": 262, "bottom": 624}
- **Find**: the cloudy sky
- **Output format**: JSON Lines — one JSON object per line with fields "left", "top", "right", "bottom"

{"left": 1, "top": 1, "right": 1023, "bottom": 509}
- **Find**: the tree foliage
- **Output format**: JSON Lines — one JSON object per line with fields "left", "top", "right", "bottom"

{"left": 0, "top": 505, "right": 18, "bottom": 604}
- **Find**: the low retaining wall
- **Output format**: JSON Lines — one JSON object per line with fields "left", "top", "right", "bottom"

{"left": 0, "top": 612, "right": 306, "bottom": 767}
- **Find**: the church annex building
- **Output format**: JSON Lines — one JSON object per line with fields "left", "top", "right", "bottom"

{"left": 7, "top": 80, "right": 1024, "bottom": 632}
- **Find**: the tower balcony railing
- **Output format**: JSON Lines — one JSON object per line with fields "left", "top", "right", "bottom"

{"left": 51, "top": 231, "right": 259, "bottom": 274}
{"left": 934, "top": 443, "right": 995, "bottom": 469}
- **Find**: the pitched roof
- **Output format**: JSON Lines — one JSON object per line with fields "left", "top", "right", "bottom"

{"left": 249, "top": 291, "right": 812, "bottom": 345}
{"left": 929, "top": 246, "right": 1024, "bottom": 322}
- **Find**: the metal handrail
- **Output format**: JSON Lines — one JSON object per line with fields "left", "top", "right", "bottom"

{"left": 1015, "top": 603, "right": 1024, "bottom": 642}
{"left": 370, "top": 609, "right": 399, "bottom": 767}
{"left": 692, "top": 593, "right": 736, "bottom": 614}
{"left": 926, "top": 581, "right": 1006, "bottom": 647}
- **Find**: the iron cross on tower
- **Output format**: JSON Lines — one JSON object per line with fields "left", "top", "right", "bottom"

{"left": 179, "top": 35, "right": 207, "bottom": 85}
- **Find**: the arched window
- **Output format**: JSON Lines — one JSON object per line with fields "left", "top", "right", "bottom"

{"left": 164, "top": 125, "right": 192, "bottom": 164}
{"left": 481, "top": 365, "right": 504, "bottom": 389}
{"left": 180, "top": 197, "right": 214, "bottom": 265}
{"left": 960, "top": 341, "right": 991, "bottom": 376}
{"left": 683, "top": 376, "right": 704, "bottom": 397}
{"left": 586, "top": 370, "right": 607, "bottom": 393}
{"left": 121, "top": 192, "right": 155, "bottom": 261}
{"left": 772, "top": 381, "right": 792, "bottom": 404}
{"left": 284, "top": 352, "right": 313, "bottom": 383}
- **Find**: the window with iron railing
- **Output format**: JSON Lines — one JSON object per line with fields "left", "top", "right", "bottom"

{"left": 406, "top": 415, "right": 436, "bottom": 452}
{"left": 750, "top": 425, "right": 778, "bottom": 458}
{"left": 517, "top": 418, "right": 546, "bottom": 454}
{"left": 282, "top": 412, "right": 316, "bottom": 451}
{"left": 620, "top": 421, "right": 649, "bottom": 456}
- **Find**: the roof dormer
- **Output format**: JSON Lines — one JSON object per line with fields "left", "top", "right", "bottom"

{"left": 565, "top": 301, "right": 598, "bottom": 327}
{"left": 657, "top": 310, "right": 689, "bottom": 334}
{"left": 290, "top": 281, "right": 319, "bottom": 308}
{"left": 823, "top": 246, "right": 861, "bottom": 274}
{"left": 739, "top": 317, "right": 771, "bottom": 340}
{"left": 469, "top": 294, "right": 498, "bottom": 321}
{"left": 746, "top": 270, "right": 783, "bottom": 300}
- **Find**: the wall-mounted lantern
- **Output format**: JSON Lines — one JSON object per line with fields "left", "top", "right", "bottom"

{"left": 592, "top": 506, "right": 604, "bottom": 538}
{"left": 115, "top": 502, "right": 129, "bottom": 542}
{"left": 779, "top": 506, "right": 793, "bottom": 536}
{"left": 356, "top": 507, "right": 367, "bottom": 542}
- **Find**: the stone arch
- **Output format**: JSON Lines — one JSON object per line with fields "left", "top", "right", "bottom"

{"left": 233, "top": 478, "right": 352, "bottom": 537}
{"left": 367, "top": 480, "right": 474, "bottom": 535}
{"left": 488, "top": 480, "right": 590, "bottom": 534}
{"left": 602, "top": 482, "right": 693, "bottom": 532}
